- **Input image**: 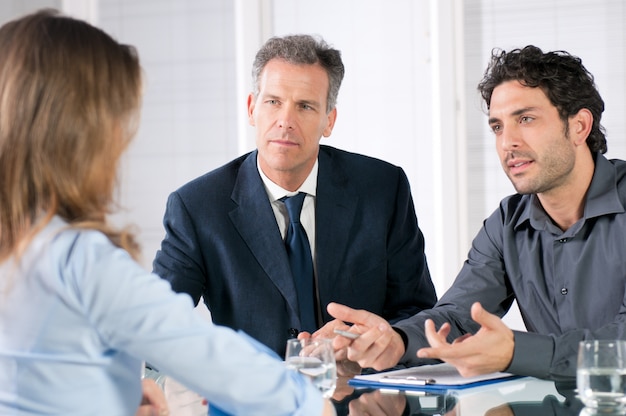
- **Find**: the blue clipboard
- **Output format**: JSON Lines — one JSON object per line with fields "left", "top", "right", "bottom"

{"left": 348, "top": 363, "right": 523, "bottom": 392}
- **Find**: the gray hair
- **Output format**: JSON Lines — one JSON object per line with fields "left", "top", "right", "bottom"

{"left": 251, "top": 34, "right": 345, "bottom": 113}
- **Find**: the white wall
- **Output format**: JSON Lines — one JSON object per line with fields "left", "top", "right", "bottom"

{"left": 96, "top": 1, "right": 241, "bottom": 269}
{"left": 1, "top": 0, "right": 625, "bottom": 331}
{"left": 0, "top": 0, "right": 61, "bottom": 21}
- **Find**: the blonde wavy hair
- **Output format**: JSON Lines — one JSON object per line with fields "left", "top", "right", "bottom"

{"left": 0, "top": 9, "right": 142, "bottom": 262}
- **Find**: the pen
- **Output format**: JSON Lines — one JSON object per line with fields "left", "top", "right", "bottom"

{"left": 379, "top": 375, "right": 437, "bottom": 385}
{"left": 333, "top": 328, "right": 360, "bottom": 340}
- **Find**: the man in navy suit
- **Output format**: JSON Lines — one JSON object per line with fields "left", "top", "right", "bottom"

{"left": 153, "top": 34, "right": 437, "bottom": 357}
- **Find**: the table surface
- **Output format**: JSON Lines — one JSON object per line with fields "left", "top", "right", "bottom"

{"left": 331, "top": 375, "right": 584, "bottom": 416}
{"left": 160, "top": 369, "right": 585, "bottom": 415}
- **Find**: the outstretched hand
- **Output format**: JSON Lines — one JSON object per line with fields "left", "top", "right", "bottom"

{"left": 417, "top": 302, "right": 514, "bottom": 377}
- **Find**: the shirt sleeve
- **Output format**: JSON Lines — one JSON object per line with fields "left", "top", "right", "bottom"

{"left": 64, "top": 230, "right": 324, "bottom": 416}
{"left": 507, "top": 331, "right": 554, "bottom": 379}
{"left": 393, "top": 205, "right": 516, "bottom": 367}
{"left": 394, "top": 201, "right": 624, "bottom": 381}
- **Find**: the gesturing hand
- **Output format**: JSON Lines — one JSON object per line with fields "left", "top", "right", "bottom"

{"left": 417, "top": 302, "right": 514, "bottom": 377}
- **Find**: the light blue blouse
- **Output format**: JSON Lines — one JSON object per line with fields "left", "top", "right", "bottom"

{"left": 0, "top": 216, "right": 323, "bottom": 415}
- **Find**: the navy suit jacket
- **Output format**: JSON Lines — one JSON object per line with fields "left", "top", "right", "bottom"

{"left": 153, "top": 145, "right": 436, "bottom": 356}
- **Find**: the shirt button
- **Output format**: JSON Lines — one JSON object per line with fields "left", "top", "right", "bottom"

{"left": 561, "top": 287, "right": 568, "bottom": 295}
{"left": 558, "top": 238, "right": 568, "bottom": 243}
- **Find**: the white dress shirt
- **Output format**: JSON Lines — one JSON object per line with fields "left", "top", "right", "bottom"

{"left": 257, "top": 158, "right": 318, "bottom": 265}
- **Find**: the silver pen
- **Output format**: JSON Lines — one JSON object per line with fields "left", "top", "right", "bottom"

{"left": 333, "top": 328, "right": 360, "bottom": 339}
{"left": 379, "top": 375, "right": 437, "bottom": 385}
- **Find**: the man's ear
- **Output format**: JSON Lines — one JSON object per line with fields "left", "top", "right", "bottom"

{"left": 571, "top": 108, "right": 593, "bottom": 146}
{"left": 247, "top": 93, "right": 256, "bottom": 126}
{"left": 322, "top": 107, "right": 337, "bottom": 138}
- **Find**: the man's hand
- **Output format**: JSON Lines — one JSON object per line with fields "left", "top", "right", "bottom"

{"left": 304, "top": 319, "right": 356, "bottom": 363}
{"left": 305, "top": 319, "right": 349, "bottom": 340}
{"left": 136, "top": 379, "right": 169, "bottom": 416}
{"left": 326, "top": 302, "right": 405, "bottom": 371}
{"left": 417, "top": 302, "right": 514, "bottom": 377}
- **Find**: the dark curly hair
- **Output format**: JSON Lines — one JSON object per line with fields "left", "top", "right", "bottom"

{"left": 477, "top": 45, "right": 606, "bottom": 153}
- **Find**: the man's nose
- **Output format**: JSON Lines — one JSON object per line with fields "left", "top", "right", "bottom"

{"left": 277, "top": 106, "right": 295, "bottom": 130}
{"left": 499, "top": 126, "right": 521, "bottom": 151}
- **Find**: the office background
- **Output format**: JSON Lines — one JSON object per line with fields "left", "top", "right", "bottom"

{"left": 3, "top": 0, "right": 624, "bottom": 329}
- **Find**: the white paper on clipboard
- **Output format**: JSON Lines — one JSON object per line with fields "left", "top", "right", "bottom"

{"left": 350, "top": 363, "right": 521, "bottom": 390}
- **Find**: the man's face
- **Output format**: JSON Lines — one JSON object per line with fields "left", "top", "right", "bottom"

{"left": 488, "top": 80, "right": 577, "bottom": 196}
{"left": 247, "top": 59, "right": 336, "bottom": 190}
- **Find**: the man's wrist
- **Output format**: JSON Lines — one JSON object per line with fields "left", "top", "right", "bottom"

{"left": 392, "top": 327, "right": 408, "bottom": 355}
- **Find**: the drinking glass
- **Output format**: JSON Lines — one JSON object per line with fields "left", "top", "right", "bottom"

{"left": 577, "top": 340, "right": 626, "bottom": 413}
{"left": 285, "top": 338, "right": 337, "bottom": 398}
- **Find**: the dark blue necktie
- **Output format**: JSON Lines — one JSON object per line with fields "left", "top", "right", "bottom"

{"left": 282, "top": 192, "right": 316, "bottom": 332}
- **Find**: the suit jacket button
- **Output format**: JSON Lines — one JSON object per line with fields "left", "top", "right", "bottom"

{"left": 287, "top": 328, "right": 299, "bottom": 338}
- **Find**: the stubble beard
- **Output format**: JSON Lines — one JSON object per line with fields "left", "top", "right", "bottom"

{"left": 506, "top": 137, "right": 576, "bottom": 196}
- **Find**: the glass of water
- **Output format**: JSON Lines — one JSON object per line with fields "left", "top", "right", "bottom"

{"left": 577, "top": 340, "right": 626, "bottom": 413}
{"left": 285, "top": 338, "right": 337, "bottom": 398}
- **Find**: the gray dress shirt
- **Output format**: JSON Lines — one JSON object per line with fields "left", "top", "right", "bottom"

{"left": 395, "top": 153, "right": 626, "bottom": 380}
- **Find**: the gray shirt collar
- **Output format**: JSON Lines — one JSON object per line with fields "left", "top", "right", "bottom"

{"left": 515, "top": 153, "right": 625, "bottom": 234}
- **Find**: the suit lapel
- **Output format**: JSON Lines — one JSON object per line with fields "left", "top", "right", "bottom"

{"left": 315, "top": 148, "right": 358, "bottom": 300}
{"left": 228, "top": 152, "right": 300, "bottom": 319}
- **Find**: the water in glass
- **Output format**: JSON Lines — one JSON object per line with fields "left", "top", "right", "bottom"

{"left": 577, "top": 340, "right": 626, "bottom": 413}
{"left": 285, "top": 338, "right": 337, "bottom": 398}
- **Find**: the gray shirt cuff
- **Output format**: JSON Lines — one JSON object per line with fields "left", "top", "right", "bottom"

{"left": 507, "top": 330, "right": 553, "bottom": 379}
{"left": 393, "top": 322, "right": 440, "bottom": 367}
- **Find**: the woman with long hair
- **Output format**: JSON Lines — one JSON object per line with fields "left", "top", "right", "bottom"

{"left": 0, "top": 9, "right": 334, "bottom": 416}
